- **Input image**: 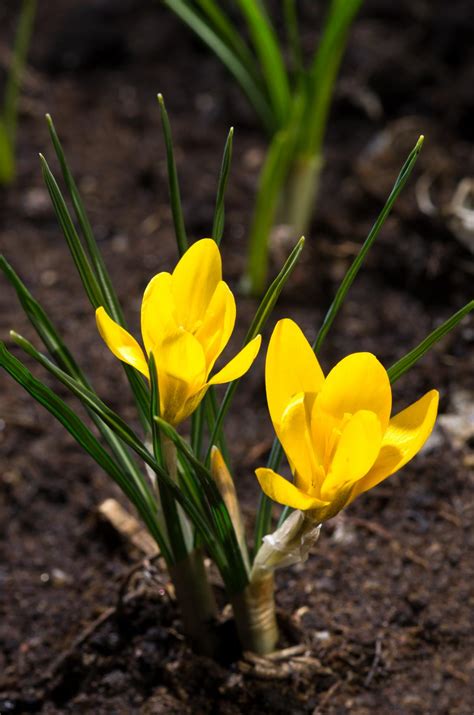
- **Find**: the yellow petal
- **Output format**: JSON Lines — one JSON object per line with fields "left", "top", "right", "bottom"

{"left": 155, "top": 329, "right": 207, "bottom": 424}
{"left": 163, "top": 382, "right": 208, "bottom": 426}
{"left": 321, "top": 410, "right": 382, "bottom": 501}
{"left": 255, "top": 468, "right": 330, "bottom": 511}
{"left": 349, "top": 389, "right": 439, "bottom": 501}
{"left": 194, "top": 280, "right": 236, "bottom": 374}
{"left": 96, "top": 307, "right": 149, "bottom": 378}
{"left": 141, "top": 272, "right": 177, "bottom": 355}
{"left": 171, "top": 238, "right": 222, "bottom": 333}
{"left": 279, "top": 392, "right": 324, "bottom": 494}
{"left": 208, "top": 335, "right": 261, "bottom": 385}
{"left": 315, "top": 352, "right": 392, "bottom": 432}
{"left": 266, "top": 319, "right": 325, "bottom": 435}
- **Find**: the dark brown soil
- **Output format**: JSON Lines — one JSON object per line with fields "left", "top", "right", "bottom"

{"left": 1, "top": 1, "right": 473, "bottom": 713}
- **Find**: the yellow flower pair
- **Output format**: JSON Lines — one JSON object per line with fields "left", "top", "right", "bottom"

{"left": 97, "top": 239, "right": 438, "bottom": 521}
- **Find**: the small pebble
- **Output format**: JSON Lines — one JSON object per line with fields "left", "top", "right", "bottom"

{"left": 23, "top": 188, "right": 51, "bottom": 219}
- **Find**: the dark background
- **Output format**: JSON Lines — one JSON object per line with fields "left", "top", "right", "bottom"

{"left": 0, "top": 1, "right": 473, "bottom": 712}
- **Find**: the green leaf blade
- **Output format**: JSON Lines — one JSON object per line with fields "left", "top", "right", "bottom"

{"left": 388, "top": 301, "right": 474, "bottom": 384}
{"left": 212, "top": 126, "right": 234, "bottom": 245}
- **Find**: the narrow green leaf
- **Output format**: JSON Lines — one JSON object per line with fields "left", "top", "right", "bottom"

{"left": 388, "top": 301, "right": 474, "bottom": 384}
{"left": 149, "top": 354, "right": 187, "bottom": 563}
{"left": 45, "top": 114, "right": 124, "bottom": 324}
{"left": 192, "top": 124, "right": 236, "bottom": 462}
{"left": 253, "top": 437, "right": 283, "bottom": 551}
{"left": 157, "top": 94, "right": 188, "bottom": 256}
{"left": 10, "top": 332, "right": 233, "bottom": 583}
{"left": 162, "top": 0, "right": 275, "bottom": 133}
{"left": 0, "top": 119, "right": 15, "bottom": 185}
{"left": 314, "top": 136, "right": 424, "bottom": 353}
{"left": 244, "top": 90, "right": 306, "bottom": 294}
{"left": 245, "top": 235, "right": 305, "bottom": 343}
{"left": 235, "top": 0, "right": 291, "bottom": 127}
{"left": 206, "top": 236, "right": 305, "bottom": 463}
{"left": 205, "top": 387, "right": 231, "bottom": 462}
{"left": 301, "top": 0, "right": 362, "bottom": 157}
{"left": 155, "top": 415, "right": 249, "bottom": 585}
{"left": 1, "top": 257, "right": 149, "bottom": 487}
{"left": 212, "top": 126, "right": 234, "bottom": 244}
{"left": 39, "top": 154, "right": 150, "bottom": 424}
{"left": 283, "top": 0, "right": 303, "bottom": 75}
{"left": 40, "top": 154, "right": 103, "bottom": 308}
{"left": 0, "top": 343, "right": 172, "bottom": 564}
{"left": 196, "top": 0, "right": 259, "bottom": 79}
{"left": 191, "top": 398, "right": 205, "bottom": 459}
{"left": 11, "top": 330, "right": 156, "bottom": 511}
{"left": 1, "top": 257, "right": 127, "bottom": 459}
{"left": 3, "top": 0, "right": 36, "bottom": 144}
{"left": 1, "top": 255, "right": 86, "bottom": 379}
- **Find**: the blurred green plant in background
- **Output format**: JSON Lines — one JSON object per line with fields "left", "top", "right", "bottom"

{"left": 0, "top": 0, "right": 36, "bottom": 186}
{"left": 163, "top": 0, "right": 362, "bottom": 293}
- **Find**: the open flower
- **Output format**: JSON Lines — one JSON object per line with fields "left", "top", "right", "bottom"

{"left": 256, "top": 319, "right": 439, "bottom": 522}
{"left": 96, "top": 239, "right": 261, "bottom": 425}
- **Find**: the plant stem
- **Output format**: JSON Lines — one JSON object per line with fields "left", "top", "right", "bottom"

{"left": 283, "top": 153, "right": 323, "bottom": 238}
{"left": 161, "top": 434, "right": 219, "bottom": 655}
{"left": 236, "top": 510, "right": 323, "bottom": 654}
{"left": 231, "top": 572, "right": 278, "bottom": 655}
{"left": 210, "top": 446, "right": 250, "bottom": 572}
{"left": 169, "top": 547, "right": 219, "bottom": 657}
{"left": 160, "top": 434, "right": 191, "bottom": 558}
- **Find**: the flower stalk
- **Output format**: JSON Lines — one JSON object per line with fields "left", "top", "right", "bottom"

{"left": 281, "top": 153, "right": 323, "bottom": 239}
{"left": 210, "top": 446, "right": 250, "bottom": 572}
{"left": 231, "top": 573, "right": 278, "bottom": 656}
{"left": 156, "top": 382, "right": 219, "bottom": 656}
{"left": 169, "top": 548, "right": 219, "bottom": 657}
{"left": 231, "top": 511, "right": 321, "bottom": 655}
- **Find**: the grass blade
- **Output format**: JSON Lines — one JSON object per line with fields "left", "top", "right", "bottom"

{"left": 162, "top": 0, "right": 275, "bottom": 133}
{"left": 212, "top": 126, "right": 234, "bottom": 244}
{"left": 157, "top": 94, "right": 188, "bottom": 256}
{"left": 245, "top": 235, "right": 305, "bottom": 343}
{"left": 0, "top": 343, "right": 172, "bottom": 563}
{"left": 155, "top": 415, "right": 249, "bottom": 585}
{"left": 9, "top": 332, "right": 236, "bottom": 583}
{"left": 1, "top": 257, "right": 149, "bottom": 488}
{"left": 45, "top": 114, "right": 125, "bottom": 324}
{"left": 283, "top": 0, "right": 303, "bottom": 75}
{"left": 196, "top": 0, "right": 259, "bottom": 79}
{"left": 388, "top": 301, "right": 474, "bottom": 383}
{"left": 0, "top": 119, "right": 15, "bottom": 185}
{"left": 39, "top": 154, "right": 150, "bottom": 423}
{"left": 235, "top": 0, "right": 291, "bottom": 128}
{"left": 301, "top": 0, "right": 362, "bottom": 157}
{"left": 253, "top": 437, "right": 282, "bottom": 552}
{"left": 314, "top": 135, "right": 424, "bottom": 352}
{"left": 206, "top": 235, "right": 305, "bottom": 462}
{"left": 11, "top": 331, "right": 156, "bottom": 510}
{"left": 40, "top": 154, "right": 103, "bottom": 307}
{"left": 149, "top": 354, "right": 187, "bottom": 562}
{"left": 244, "top": 90, "right": 305, "bottom": 294}
{"left": 1, "top": 256, "right": 81, "bottom": 377}
{"left": 3, "top": 0, "right": 36, "bottom": 145}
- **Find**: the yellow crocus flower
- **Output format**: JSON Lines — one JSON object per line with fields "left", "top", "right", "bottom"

{"left": 96, "top": 239, "right": 261, "bottom": 425}
{"left": 256, "top": 319, "right": 439, "bottom": 522}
